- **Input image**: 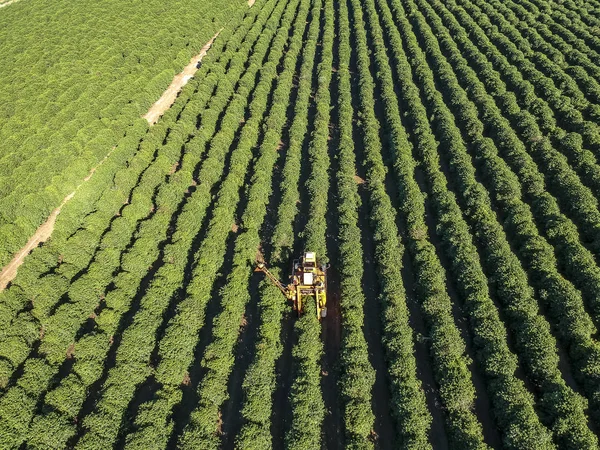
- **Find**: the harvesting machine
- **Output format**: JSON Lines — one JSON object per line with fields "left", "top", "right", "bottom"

{"left": 255, "top": 252, "right": 328, "bottom": 320}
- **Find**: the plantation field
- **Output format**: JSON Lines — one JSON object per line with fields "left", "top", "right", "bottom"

{"left": 0, "top": 0, "right": 246, "bottom": 268}
{"left": 2, "top": 0, "right": 600, "bottom": 448}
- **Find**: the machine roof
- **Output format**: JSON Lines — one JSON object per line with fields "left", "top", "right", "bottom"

{"left": 304, "top": 251, "right": 316, "bottom": 261}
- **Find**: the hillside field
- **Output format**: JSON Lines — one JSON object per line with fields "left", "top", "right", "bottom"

{"left": 2, "top": 0, "right": 600, "bottom": 448}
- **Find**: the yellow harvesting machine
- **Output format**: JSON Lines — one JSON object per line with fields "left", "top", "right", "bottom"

{"left": 255, "top": 252, "right": 327, "bottom": 320}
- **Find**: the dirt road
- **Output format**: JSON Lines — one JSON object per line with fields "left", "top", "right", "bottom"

{"left": 143, "top": 31, "right": 221, "bottom": 124}
{"left": 0, "top": 148, "right": 114, "bottom": 291}
{"left": 0, "top": 32, "right": 222, "bottom": 292}
{"left": 0, "top": 0, "right": 21, "bottom": 8}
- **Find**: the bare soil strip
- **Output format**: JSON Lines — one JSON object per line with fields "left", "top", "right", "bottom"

{"left": 0, "top": 202, "right": 68, "bottom": 291}
{"left": 143, "top": 31, "right": 221, "bottom": 124}
{"left": 0, "top": 0, "right": 21, "bottom": 8}
{"left": 249, "top": 0, "right": 256, "bottom": 7}
{"left": 0, "top": 150, "right": 113, "bottom": 291}
{"left": 0, "top": 33, "right": 221, "bottom": 292}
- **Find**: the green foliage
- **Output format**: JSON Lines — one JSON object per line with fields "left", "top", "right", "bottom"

{"left": 367, "top": 0, "right": 487, "bottom": 446}
{"left": 236, "top": 0, "right": 323, "bottom": 446}
{"left": 302, "top": 0, "right": 333, "bottom": 261}
{"left": 0, "top": 2, "right": 273, "bottom": 448}
{"left": 0, "top": 0, "right": 246, "bottom": 268}
{"left": 350, "top": 0, "right": 433, "bottom": 446}
{"left": 335, "top": 0, "right": 377, "bottom": 447}
{"left": 1, "top": 0, "right": 600, "bottom": 446}
{"left": 124, "top": 0, "right": 308, "bottom": 446}
{"left": 285, "top": 301, "right": 325, "bottom": 450}
{"left": 389, "top": 0, "right": 558, "bottom": 447}
{"left": 284, "top": 0, "right": 332, "bottom": 447}
{"left": 452, "top": 0, "right": 600, "bottom": 328}
{"left": 79, "top": 1, "right": 291, "bottom": 447}
{"left": 438, "top": 0, "right": 600, "bottom": 432}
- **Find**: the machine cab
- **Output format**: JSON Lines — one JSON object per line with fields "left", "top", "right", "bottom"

{"left": 302, "top": 252, "right": 316, "bottom": 285}
{"left": 293, "top": 252, "right": 318, "bottom": 285}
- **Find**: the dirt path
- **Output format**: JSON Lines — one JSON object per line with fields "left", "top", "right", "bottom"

{"left": 143, "top": 31, "right": 221, "bottom": 124}
{"left": 0, "top": 33, "right": 222, "bottom": 292}
{"left": 0, "top": 0, "right": 21, "bottom": 8}
{"left": 248, "top": 0, "right": 256, "bottom": 7}
{"left": 0, "top": 150, "right": 113, "bottom": 291}
{"left": 0, "top": 198, "right": 70, "bottom": 291}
